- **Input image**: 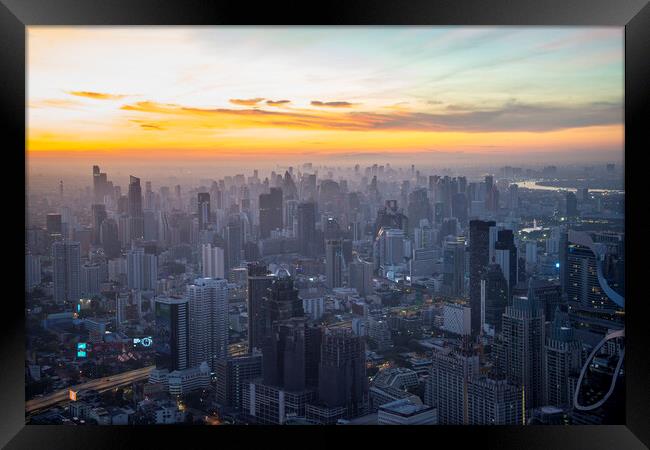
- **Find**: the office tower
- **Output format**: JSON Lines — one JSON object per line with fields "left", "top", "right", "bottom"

{"left": 349, "top": 257, "right": 373, "bottom": 298}
{"left": 126, "top": 246, "right": 157, "bottom": 291}
{"left": 247, "top": 262, "right": 275, "bottom": 353}
{"left": 197, "top": 192, "right": 210, "bottom": 230}
{"left": 443, "top": 238, "right": 465, "bottom": 297}
{"left": 424, "top": 348, "right": 480, "bottom": 424}
{"left": 508, "top": 184, "right": 519, "bottom": 210}
{"left": 376, "top": 227, "right": 405, "bottom": 268}
{"left": 525, "top": 241, "right": 538, "bottom": 266}
{"left": 451, "top": 192, "right": 468, "bottom": 225}
{"left": 259, "top": 187, "right": 283, "bottom": 238}
{"left": 566, "top": 235, "right": 617, "bottom": 311}
{"left": 91, "top": 204, "right": 107, "bottom": 245}
{"left": 154, "top": 297, "right": 190, "bottom": 371}
{"left": 260, "top": 274, "right": 304, "bottom": 343}
{"left": 466, "top": 377, "right": 523, "bottom": 425}
{"left": 367, "top": 318, "right": 392, "bottom": 351}
{"left": 25, "top": 252, "right": 41, "bottom": 290}
{"left": 407, "top": 188, "right": 432, "bottom": 234}
{"left": 128, "top": 175, "right": 144, "bottom": 241}
{"left": 501, "top": 281, "right": 545, "bottom": 411}
{"left": 513, "top": 279, "right": 563, "bottom": 322}
{"left": 494, "top": 229, "right": 518, "bottom": 298}
{"left": 565, "top": 192, "right": 578, "bottom": 218}
{"left": 46, "top": 213, "right": 62, "bottom": 235}
{"left": 297, "top": 202, "right": 316, "bottom": 257}
{"left": 215, "top": 352, "right": 263, "bottom": 410}
{"left": 413, "top": 219, "right": 434, "bottom": 250}
{"left": 480, "top": 263, "right": 508, "bottom": 335}
{"left": 225, "top": 215, "right": 243, "bottom": 272}
{"left": 262, "top": 317, "right": 311, "bottom": 391}
{"left": 317, "top": 329, "right": 368, "bottom": 418}
{"left": 544, "top": 310, "right": 582, "bottom": 408}
{"left": 80, "top": 262, "right": 102, "bottom": 297}
{"left": 99, "top": 218, "right": 121, "bottom": 259}
{"left": 374, "top": 201, "right": 408, "bottom": 238}
{"left": 51, "top": 240, "right": 81, "bottom": 304}
{"left": 325, "top": 239, "right": 344, "bottom": 289}
{"left": 201, "top": 243, "right": 225, "bottom": 279}
{"left": 187, "top": 277, "right": 229, "bottom": 371}
{"left": 243, "top": 380, "right": 316, "bottom": 425}
{"left": 117, "top": 195, "right": 129, "bottom": 215}
{"left": 469, "top": 220, "right": 496, "bottom": 335}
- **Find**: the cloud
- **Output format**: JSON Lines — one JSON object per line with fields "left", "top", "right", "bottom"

{"left": 266, "top": 99, "right": 291, "bottom": 107}
{"left": 311, "top": 101, "right": 356, "bottom": 108}
{"left": 120, "top": 99, "right": 621, "bottom": 133}
{"left": 67, "top": 91, "right": 130, "bottom": 100}
{"left": 229, "top": 98, "right": 265, "bottom": 106}
{"left": 29, "top": 98, "right": 85, "bottom": 109}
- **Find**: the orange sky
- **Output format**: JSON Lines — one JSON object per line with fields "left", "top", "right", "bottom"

{"left": 27, "top": 27, "right": 624, "bottom": 165}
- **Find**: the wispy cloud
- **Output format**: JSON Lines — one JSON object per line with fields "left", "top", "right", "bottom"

{"left": 311, "top": 101, "right": 357, "bottom": 108}
{"left": 266, "top": 99, "right": 291, "bottom": 107}
{"left": 229, "top": 98, "right": 265, "bottom": 106}
{"left": 67, "top": 91, "right": 130, "bottom": 100}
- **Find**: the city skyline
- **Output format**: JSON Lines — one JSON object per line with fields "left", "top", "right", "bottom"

{"left": 28, "top": 27, "right": 623, "bottom": 167}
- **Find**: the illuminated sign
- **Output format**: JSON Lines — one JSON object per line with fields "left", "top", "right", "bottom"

{"left": 76, "top": 342, "right": 87, "bottom": 358}
{"left": 69, "top": 389, "right": 77, "bottom": 401}
{"left": 133, "top": 336, "right": 153, "bottom": 348}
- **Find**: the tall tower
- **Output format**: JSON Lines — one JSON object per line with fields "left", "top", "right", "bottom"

{"left": 128, "top": 175, "right": 144, "bottom": 242}
{"left": 247, "top": 262, "right": 275, "bottom": 353}
{"left": 259, "top": 187, "right": 283, "bottom": 238}
{"left": 51, "top": 240, "right": 81, "bottom": 304}
{"left": 197, "top": 192, "right": 211, "bottom": 230}
{"left": 325, "top": 239, "right": 344, "bottom": 289}
{"left": 154, "top": 297, "right": 190, "bottom": 372}
{"left": 469, "top": 220, "right": 496, "bottom": 335}
{"left": 187, "top": 277, "right": 229, "bottom": 371}
{"left": 297, "top": 202, "right": 316, "bottom": 257}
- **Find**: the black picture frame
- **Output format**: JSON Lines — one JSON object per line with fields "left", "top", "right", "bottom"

{"left": 2, "top": 0, "right": 648, "bottom": 448}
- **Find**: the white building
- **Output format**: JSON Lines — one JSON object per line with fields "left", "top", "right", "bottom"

{"left": 378, "top": 397, "right": 438, "bottom": 425}
{"left": 127, "top": 247, "right": 157, "bottom": 291}
{"left": 441, "top": 302, "right": 472, "bottom": 336}
{"left": 167, "top": 362, "right": 211, "bottom": 396}
{"left": 201, "top": 243, "right": 225, "bottom": 279}
{"left": 187, "top": 277, "right": 229, "bottom": 371}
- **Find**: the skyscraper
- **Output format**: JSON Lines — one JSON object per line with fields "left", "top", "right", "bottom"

{"left": 154, "top": 296, "right": 190, "bottom": 372}
{"left": 443, "top": 237, "right": 466, "bottom": 297}
{"left": 297, "top": 202, "right": 316, "bottom": 257}
{"left": 501, "top": 281, "right": 546, "bottom": 412}
{"left": 260, "top": 273, "right": 304, "bottom": 344}
{"left": 201, "top": 243, "right": 225, "bottom": 279}
{"left": 469, "top": 220, "right": 496, "bottom": 335}
{"left": 247, "top": 262, "right": 275, "bottom": 353}
{"left": 215, "top": 352, "right": 263, "bottom": 410}
{"left": 480, "top": 263, "right": 509, "bottom": 335}
{"left": 128, "top": 175, "right": 144, "bottom": 242}
{"left": 349, "top": 257, "right": 373, "bottom": 298}
{"left": 259, "top": 187, "right": 283, "bottom": 238}
{"left": 544, "top": 310, "right": 582, "bottom": 408}
{"left": 91, "top": 204, "right": 107, "bottom": 245}
{"left": 51, "top": 240, "right": 81, "bottom": 304}
{"left": 494, "top": 229, "right": 518, "bottom": 299}
{"left": 99, "top": 218, "right": 121, "bottom": 259}
{"left": 407, "top": 188, "right": 432, "bottom": 234}
{"left": 187, "top": 277, "right": 229, "bottom": 371}
{"left": 565, "top": 192, "right": 578, "bottom": 218}
{"left": 317, "top": 328, "right": 368, "bottom": 418}
{"left": 325, "top": 239, "right": 344, "bottom": 289}
{"left": 126, "top": 246, "right": 157, "bottom": 291}
{"left": 197, "top": 192, "right": 210, "bottom": 230}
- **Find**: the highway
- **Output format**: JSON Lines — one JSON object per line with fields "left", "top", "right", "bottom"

{"left": 26, "top": 366, "right": 154, "bottom": 414}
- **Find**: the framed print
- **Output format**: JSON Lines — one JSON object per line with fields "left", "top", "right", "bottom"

{"left": 1, "top": 0, "right": 649, "bottom": 448}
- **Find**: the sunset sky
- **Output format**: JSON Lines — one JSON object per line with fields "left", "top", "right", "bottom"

{"left": 27, "top": 27, "right": 624, "bottom": 166}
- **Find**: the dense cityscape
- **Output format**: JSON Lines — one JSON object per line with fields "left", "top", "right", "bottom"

{"left": 24, "top": 161, "right": 625, "bottom": 425}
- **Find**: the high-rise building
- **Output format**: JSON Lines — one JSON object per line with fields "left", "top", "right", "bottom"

{"left": 494, "top": 229, "right": 518, "bottom": 299}
{"left": 349, "top": 257, "right": 373, "bottom": 298}
{"left": 247, "top": 263, "right": 275, "bottom": 353}
{"left": 469, "top": 220, "right": 496, "bottom": 335}
{"left": 443, "top": 238, "right": 465, "bottom": 297}
{"left": 259, "top": 187, "right": 283, "bottom": 238}
{"left": 480, "top": 263, "right": 508, "bottom": 335}
{"left": 325, "top": 239, "right": 344, "bottom": 289}
{"left": 225, "top": 215, "right": 243, "bottom": 272}
{"left": 187, "top": 277, "right": 229, "bottom": 371}
{"left": 375, "top": 227, "right": 406, "bottom": 269}
{"left": 128, "top": 175, "right": 144, "bottom": 241}
{"left": 80, "top": 262, "right": 102, "bottom": 297}
{"left": 215, "top": 352, "right": 263, "bottom": 410}
{"left": 317, "top": 328, "right": 368, "bottom": 419}
{"left": 262, "top": 317, "right": 312, "bottom": 391}
{"left": 501, "top": 281, "right": 546, "bottom": 412}
{"left": 544, "top": 310, "right": 582, "bottom": 408}
{"left": 52, "top": 240, "right": 81, "bottom": 304}
{"left": 25, "top": 252, "right": 42, "bottom": 290}
{"left": 91, "top": 204, "right": 107, "bottom": 245}
{"left": 201, "top": 243, "right": 225, "bottom": 279}
{"left": 46, "top": 213, "right": 62, "bottom": 235}
{"left": 565, "top": 192, "right": 578, "bottom": 218}
{"left": 297, "top": 202, "right": 316, "bottom": 257}
{"left": 154, "top": 296, "right": 190, "bottom": 372}
{"left": 197, "top": 192, "right": 210, "bottom": 231}
{"left": 99, "top": 218, "right": 121, "bottom": 259}
{"left": 424, "top": 348, "right": 480, "bottom": 424}
{"left": 260, "top": 274, "right": 304, "bottom": 345}
{"left": 467, "top": 376, "right": 523, "bottom": 425}
{"left": 407, "top": 188, "right": 432, "bottom": 234}
{"left": 126, "top": 246, "right": 157, "bottom": 291}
